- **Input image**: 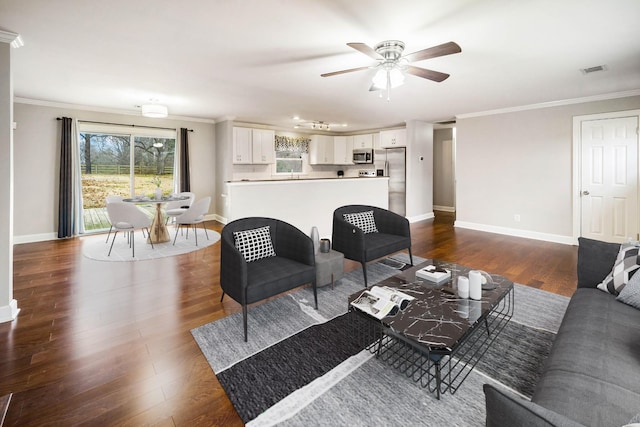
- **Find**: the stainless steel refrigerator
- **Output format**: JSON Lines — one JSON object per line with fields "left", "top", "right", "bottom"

{"left": 375, "top": 147, "right": 406, "bottom": 216}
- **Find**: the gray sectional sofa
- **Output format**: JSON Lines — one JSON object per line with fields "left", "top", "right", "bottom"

{"left": 484, "top": 237, "right": 640, "bottom": 427}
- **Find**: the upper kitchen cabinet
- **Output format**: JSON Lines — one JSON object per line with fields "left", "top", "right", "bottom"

{"left": 310, "top": 134, "right": 335, "bottom": 165}
{"left": 333, "top": 136, "right": 354, "bottom": 165}
{"left": 379, "top": 129, "right": 406, "bottom": 148}
{"left": 353, "top": 134, "right": 373, "bottom": 149}
{"left": 233, "top": 127, "right": 253, "bottom": 164}
{"left": 251, "top": 129, "right": 275, "bottom": 164}
{"left": 373, "top": 132, "right": 381, "bottom": 149}
{"left": 232, "top": 127, "right": 275, "bottom": 164}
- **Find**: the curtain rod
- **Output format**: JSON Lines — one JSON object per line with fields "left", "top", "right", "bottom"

{"left": 56, "top": 118, "right": 193, "bottom": 132}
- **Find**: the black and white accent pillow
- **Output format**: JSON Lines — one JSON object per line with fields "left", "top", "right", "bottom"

{"left": 617, "top": 265, "right": 640, "bottom": 310}
{"left": 597, "top": 243, "right": 640, "bottom": 296}
{"left": 233, "top": 226, "right": 276, "bottom": 262}
{"left": 343, "top": 210, "right": 378, "bottom": 234}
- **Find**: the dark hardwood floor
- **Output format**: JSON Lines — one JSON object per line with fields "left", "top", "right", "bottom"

{"left": 0, "top": 213, "right": 578, "bottom": 426}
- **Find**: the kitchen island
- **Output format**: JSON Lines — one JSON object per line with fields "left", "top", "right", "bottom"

{"left": 224, "top": 177, "right": 389, "bottom": 238}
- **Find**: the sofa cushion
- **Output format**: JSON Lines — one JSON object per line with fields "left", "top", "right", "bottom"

{"left": 363, "top": 232, "right": 411, "bottom": 262}
{"left": 343, "top": 210, "right": 378, "bottom": 234}
{"left": 617, "top": 269, "right": 640, "bottom": 310}
{"left": 484, "top": 384, "right": 584, "bottom": 427}
{"left": 597, "top": 244, "right": 640, "bottom": 295}
{"left": 245, "top": 256, "right": 315, "bottom": 304}
{"left": 233, "top": 225, "right": 276, "bottom": 262}
{"left": 532, "top": 288, "right": 640, "bottom": 426}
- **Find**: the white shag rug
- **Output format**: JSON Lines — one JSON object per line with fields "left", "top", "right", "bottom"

{"left": 82, "top": 228, "right": 220, "bottom": 261}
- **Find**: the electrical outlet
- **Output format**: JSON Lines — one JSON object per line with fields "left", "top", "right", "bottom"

{"left": 514, "top": 214, "right": 521, "bottom": 222}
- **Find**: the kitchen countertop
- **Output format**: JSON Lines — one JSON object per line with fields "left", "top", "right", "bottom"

{"left": 226, "top": 176, "right": 388, "bottom": 183}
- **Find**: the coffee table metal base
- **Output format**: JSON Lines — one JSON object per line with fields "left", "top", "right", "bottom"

{"left": 350, "top": 287, "right": 514, "bottom": 399}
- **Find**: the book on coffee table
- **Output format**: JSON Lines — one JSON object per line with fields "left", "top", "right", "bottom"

{"left": 350, "top": 286, "right": 415, "bottom": 320}
{"left": 416, "top": 265, "right": 451, "bottom": 285}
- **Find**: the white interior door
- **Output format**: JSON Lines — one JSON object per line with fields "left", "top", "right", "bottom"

{"left": 581, "top": 116, "right": 639, "bottom": 243}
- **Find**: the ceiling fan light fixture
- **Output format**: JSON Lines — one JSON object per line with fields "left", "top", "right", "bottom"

{"left": 389, "top": 67, "right": 405, "bottom": 88}
{"left": 372, "top": 69, "right": 388, "bottom": 89}
{"left": 372, "top": 66, "right": 405, "bottom": 93}
{"left": 141, "top": 103, "right": 168, "bottom": 118}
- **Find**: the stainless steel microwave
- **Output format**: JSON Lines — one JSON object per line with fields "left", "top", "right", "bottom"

{"left": 353, "top": 148, "right": 373, "bottom": 164}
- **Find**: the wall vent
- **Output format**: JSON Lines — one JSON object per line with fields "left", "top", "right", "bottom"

{"left": 581, "top": 65, "right": 607, "bottom": 75}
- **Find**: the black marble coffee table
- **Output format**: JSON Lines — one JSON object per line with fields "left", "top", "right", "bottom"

{"left": 348, "top": 259, "right": 514, "bottom": 399}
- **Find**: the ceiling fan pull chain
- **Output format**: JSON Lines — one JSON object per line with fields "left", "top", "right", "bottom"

{"left": 386, "top": 71, "right": 391, "bottom": 101}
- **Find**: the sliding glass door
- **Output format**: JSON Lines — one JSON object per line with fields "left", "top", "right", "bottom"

{"left": 78, "top": 123, "right": 177, "bottom": 232}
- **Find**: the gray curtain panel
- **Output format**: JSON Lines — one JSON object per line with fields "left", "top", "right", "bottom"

{"left": 179, "top": 128, "right": 191, "bottom": 192}
{"left": 57, "top": 117, "right": 73, "bottom": 238}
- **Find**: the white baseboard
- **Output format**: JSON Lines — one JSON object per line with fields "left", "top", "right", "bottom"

{"left": 0, "top": 299, "right": 20, "bottom": 324}
{"left": 211, "top": 214, "right": 228, "bottom": 224}
{"left": 454, "top": 221, "right": 577, "bottom": 245}
{"left": 433, "top": 205, "right": 456, "bottom": 213}
{"left": 407, "top": 212, "right": 435, "bottom": 223}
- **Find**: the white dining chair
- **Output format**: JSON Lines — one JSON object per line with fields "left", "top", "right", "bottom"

{"left": 165, "top": 192, "right": 195, "bottom": 226}
{"left": 105, "top": 195, "right": 124, "bottom": 243}
{"left": 172, "top": 196, "right": 211, "bottom": 246}
{"left": 106, "top": 202, "right": 153, "bottom": 257}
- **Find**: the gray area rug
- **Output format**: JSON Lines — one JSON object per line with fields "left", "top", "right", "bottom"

{"left": 192, "top": 254, "right": 570, "bottom": 426}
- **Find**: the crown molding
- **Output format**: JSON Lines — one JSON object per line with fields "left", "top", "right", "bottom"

{"left": 0, "top": 30, "right": 23, "bottom": 48}
{"left": 13, "top": 97, "right": 216, "bottom": 124}
{"left": 0, "top": 30, "right": 18, "bottom": 44}
{"left": 456, "top": 89, "right": 640, "bottom": 119}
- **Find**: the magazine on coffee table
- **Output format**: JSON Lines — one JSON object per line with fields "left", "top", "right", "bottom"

{"left": 350, "top": 286, "right": 415, "bottom": 319}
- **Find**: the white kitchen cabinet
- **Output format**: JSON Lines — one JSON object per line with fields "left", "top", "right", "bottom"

{"left": 353, "top": 134, "right": 373, "bottom": 149}
{"left": 333, "top": 136, "right": 354, "bottom": 165}
{"left": 233, "top": 127, "right": 253, "bottom": 164}
{"left": 251, "top": 129, "right": 275, "bottom": 164}
{"left": 372, "top": 132, "right": 381, "bottom": 149}
{"left": 310, "top": 135, "right": 334, "bottom": 164}
{"left": 233, "top": 127, "right": 275, "bottom": 164}
{"left": 379, "top": 129, "right": 406, "bottom": 148}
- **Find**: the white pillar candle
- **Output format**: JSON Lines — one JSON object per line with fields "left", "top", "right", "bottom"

{"left": 469, "top": 270, "right": 483, "bottom": 300}
{"left": 457, "top": 276, "right": 469, "bottom": 299}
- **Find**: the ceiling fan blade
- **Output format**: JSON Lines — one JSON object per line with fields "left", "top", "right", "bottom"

{"left": 321, "top": 66, "right": 371, "bottom": 78}
{"left": 404, "top": 41, "right": 461, "bottom": 63}
{"left": 347, "top": 42, "right": 383, "bottom": 60}
{"left": 406, "top": 66, "right": 450, "bottom": 82}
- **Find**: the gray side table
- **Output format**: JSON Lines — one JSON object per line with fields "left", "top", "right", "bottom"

{"left": 315, "top": 249, "right": 344, "bottom": 288}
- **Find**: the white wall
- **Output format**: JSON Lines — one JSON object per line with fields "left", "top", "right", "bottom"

{"left": 13, "top": 102, "right": 216, "bottom": 242}
{"left": 455, "top": 95, "right": 640, "bottom": 244}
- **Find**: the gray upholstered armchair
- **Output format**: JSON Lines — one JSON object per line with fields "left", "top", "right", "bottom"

{"left": 220, "top": 217, "right": 317, "bottom": 341}
{"left": 332, "top": 205, "right": 413, "bottom": 287}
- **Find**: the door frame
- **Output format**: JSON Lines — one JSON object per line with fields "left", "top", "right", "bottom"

{"left": 572, "top": 109, "right": 640, "bottom": 241}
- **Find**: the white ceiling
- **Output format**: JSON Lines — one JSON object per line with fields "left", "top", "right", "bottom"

{"left": 2, "top": 0, "right": 640, "bottom": 132}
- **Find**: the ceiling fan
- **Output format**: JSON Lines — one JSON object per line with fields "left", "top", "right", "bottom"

{"left": 321, "top": 40, "right": 461, "bottom": 99}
